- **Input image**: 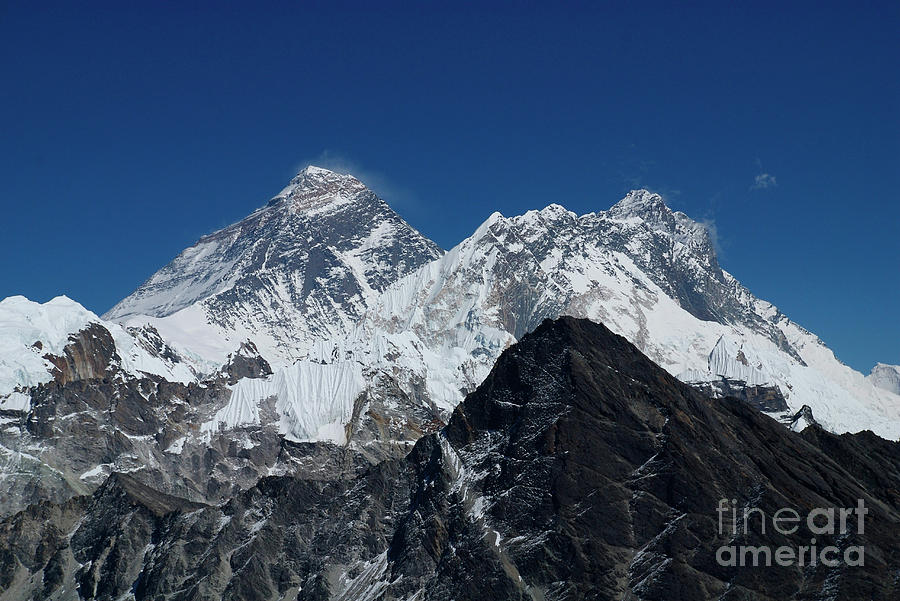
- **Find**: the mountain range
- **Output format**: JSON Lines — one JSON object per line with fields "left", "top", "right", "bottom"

{"left": 1, "top": 166, "right": 898, "bottom": 600}
{"left": 84, "top": 166, "right": 900, "bottom": 442}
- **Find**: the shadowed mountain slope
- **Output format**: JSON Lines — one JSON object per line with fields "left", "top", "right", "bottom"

{"left": 2, "top": 317, "right": 899, "bottom": 600}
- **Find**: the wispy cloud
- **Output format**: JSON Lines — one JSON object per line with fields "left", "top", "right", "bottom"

{"left": 751, "top": 173, "right": 777, "bottom": 190}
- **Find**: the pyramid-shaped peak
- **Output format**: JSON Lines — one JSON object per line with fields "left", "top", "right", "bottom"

{"left": 292, "top": 164, "right": 360, "bottom": 180}
{"left": 452, "top": 315, "right": 696, "bottom": 435}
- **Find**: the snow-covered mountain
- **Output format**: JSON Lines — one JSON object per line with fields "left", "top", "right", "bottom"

{"left": 0, "top": 295, "right": 195, "bottom": 398}
{"left": 870, "top": 363, "right": 900, "bottom": 395}
{"left": 3, "top": 170, "right": 898, "bottom": 518}
{"left": 0, "top": 167, "right": 447, "bottom": 517}
{"left": 3, "top": 168, "right": 898, "bottom": 598}
{"left": 208, "top": 189, "right": 900, "bottom": 441}
{"left": 104, "top": 165, "right": 442, "bottom": 366}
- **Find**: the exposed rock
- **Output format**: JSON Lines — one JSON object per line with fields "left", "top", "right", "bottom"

{"left": 786, "top": 404, "right": 819, "bottom": 432}
{"left": 104, "top": 166, "right": 443, "bottom": 365}
{"left": 127, "top": 323, "right": 185, "bottom": 366}
{"left": 0, "top": 367, "right": 376, "bottom": 517}
{"left": 42, "top": 323, "right": 120, "bottom": 385}
{"left": 220, "top": 341, "right": 272, "bottom": 384}
{"left": 690, "top": 377, "right": 790, "bottom": 412}
{"left": 3, "top": 317, "right": 899, "bottom": 600}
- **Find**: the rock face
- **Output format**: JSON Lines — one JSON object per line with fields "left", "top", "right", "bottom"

{"left": 0, "top": 295, "right": 196, "bottom": 397}
{"left": 219, "top": 341, "right": 272, "bottom": 384}
{"left": 689, "top": 377, "right": 789, "bottom": 413}
{"left": 3, "top": 317, "right": 899, "bottom": 600}
{"left": 0, "top": 311, "right": 437, "bottom": 520}
{"left": 42, "top": 323, "right": 120, "bottom": 385}
{"left": 787, "top": 404, "right": 819, "bottom": 432}
{"left": 0, "top": 355, "right": 379, "bottom": 518}
{"left": 0, "top": 370, "right": 226, "bottom": 516}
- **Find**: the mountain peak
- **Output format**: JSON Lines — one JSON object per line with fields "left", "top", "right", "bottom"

{"left": 608, "top": 189, "right": 672, "bottom": 221}
{"left": 105, "top": 164, "right": 442, "bottom": 362}
{"left": 290, "top": 164, "right": 361, "bottom": 185}
{"left": 299, "top": 164, "right": 339, "bottom": 177}
{"left": 270, "top": 165, "right": 370, "bottom": 212}
{"left": 606, "top": 190, "right": 716, "bottom": 252}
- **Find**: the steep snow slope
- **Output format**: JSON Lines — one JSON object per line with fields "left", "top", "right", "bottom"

{"left": 105, "top": 166, "right": 442, "bottom": 365}
{"left": 0, "top": 295, "right": 195, "bottom": 397}
{"left": 281, "top": 191, "right": 900, "bottom": 440}
{"left": 201, "top": 360, "right": 366, "bottom": 444}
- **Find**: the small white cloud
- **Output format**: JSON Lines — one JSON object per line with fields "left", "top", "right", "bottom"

{"left": 751, "top": 173, "right": 777, "bottom": 190}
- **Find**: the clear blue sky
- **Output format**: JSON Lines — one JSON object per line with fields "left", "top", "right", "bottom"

{"left": 1, "top": 1, "right": 897, "bottom": 372}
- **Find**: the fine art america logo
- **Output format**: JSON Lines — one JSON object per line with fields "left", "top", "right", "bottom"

{"left": 716, "top": 499, "right": 867, "bottom": 567}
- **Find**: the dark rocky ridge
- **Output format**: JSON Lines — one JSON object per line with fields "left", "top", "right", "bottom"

{"left": 2, "top": 317, "right": 899, "bottom": 600}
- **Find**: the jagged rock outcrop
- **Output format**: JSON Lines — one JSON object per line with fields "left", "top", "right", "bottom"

{"left": 42, "top": 323, "right": 120, "bottom": 385}
{"left": 220, "top": 341, "right": 272, "bottom": 384}
{"left": 690, "top": 377, "right": 789, "bottom": 413}
{"left": 0, "top": 364, "right": 378, "bottom": 518}
{"left": 0, "top": 295, "right": 196, "bottom": 397}
{"left": 786, "top": 404, "right": 819, "bottom": 432}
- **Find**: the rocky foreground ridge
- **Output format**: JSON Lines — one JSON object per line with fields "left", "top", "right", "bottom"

{"left": 2, "top": 317, "right": 899, "bottom": 600}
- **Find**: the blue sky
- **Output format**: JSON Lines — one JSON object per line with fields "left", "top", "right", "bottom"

{"left": 1, "top": 1, "right": 897, "bottom": 372}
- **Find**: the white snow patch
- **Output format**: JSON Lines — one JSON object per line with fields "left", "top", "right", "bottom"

{"left": 79, "top": 464, "right": 111, "bottom": 481}
{"left": 0, "top": 391, "right": 31, "bottom": 412}
{"left": 165, "top": 437, "right": 187, "bottom": 454}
